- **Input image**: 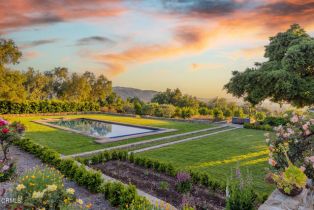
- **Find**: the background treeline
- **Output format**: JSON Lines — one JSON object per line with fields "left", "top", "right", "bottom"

{"left": 0, "top": 38, "right": 270, "bottom": 120}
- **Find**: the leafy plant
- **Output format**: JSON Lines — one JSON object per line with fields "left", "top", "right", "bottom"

{"left": 10, "top": 166, "right": 86, "bottom": 209}
{"left": 226, "top": 168, "right": 257, "bottom": 210}
{"left": 175, "top": 172, "right": 192, "bottom": 194}
{"left": 272, "top": 164, "right": 307, "bottom": 195}
{"left": 158, "top": 181, "right": 169, "bottom": 192}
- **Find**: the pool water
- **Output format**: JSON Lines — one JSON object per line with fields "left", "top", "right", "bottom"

{"left": 49, "top": 118, "right": 157, "bottom": 138}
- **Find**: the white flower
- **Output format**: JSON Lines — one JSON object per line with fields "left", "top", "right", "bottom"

{"left": 32, "top": 191, "right": 44, "bottom": 199}
{"left": 290, "top": 115, "right": 299, "bottom": 123}
{"left": 16, "top": 184, "right": 26, "bottom": 191}
{"left": 66, "top": 188, "right": 75, "bottom": 195}
{"left": 46, "top": 184, "right": 57, "bottom": 192}
{"left": 76, "top": 199, "right": 83, "bottom": 205}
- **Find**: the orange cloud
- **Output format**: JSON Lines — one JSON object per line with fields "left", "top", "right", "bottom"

{"left": 90, "top": 25, "right": 220, "bottom": 76}
{"left": 0, "top": 0, "right": 125, "bottom": 32}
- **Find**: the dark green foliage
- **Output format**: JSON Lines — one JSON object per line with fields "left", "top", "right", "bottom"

{"left": 244, "top": 123, "right": 273, "bottom": 131}
{"left": 225, "top": 24, "right": 314, "bottom": 107}
{"left": 262, "top": 116, "right": 288, "bottom": 126}
{"left": 0, "top": 100, "right": 99, "bottom": 114}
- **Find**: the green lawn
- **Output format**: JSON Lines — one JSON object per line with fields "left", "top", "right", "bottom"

{"left": 5, "top": 114, "right": 213, "bottom": 155}
{"left": 139, "top": 128, "right": 274, "bottom": 196}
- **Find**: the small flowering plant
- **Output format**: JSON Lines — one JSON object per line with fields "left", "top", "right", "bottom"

{"left": 265, "top": 113, "right": 314, "bottom": 180}
{"left": 175, "top": 172, "right": 192, "bottom": 194}
{"left": 10, "top": 166, "right": 91, "bottom": 209}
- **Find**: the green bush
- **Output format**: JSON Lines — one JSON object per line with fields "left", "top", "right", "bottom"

{"left": 244, "top": 123, "right": 273, "bottom": 131}
{"left": 262, "top": 116, "right": 288, "bottom": 126}
{"left": 0, "top": 100, "right": 100, "bottom": 114}
{"left": 226, "top": 169, "right": 257, "bottom": 210}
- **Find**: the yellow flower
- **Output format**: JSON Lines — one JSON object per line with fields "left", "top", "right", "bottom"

{"left": 86, "top": 203, "right": 92, "bottom": 209}
{"left": 66, "top": 188, "right": 75, "bottom": 195}
{"left": 31, "top": 175, "right": 35, "bottom": 179}
{"left": 46, "top": 184, "right": 57, "bottom": 192}
{"left": 29, "top": 182, "right": 35, "bottom": 186}
{"left": 16, "top": 184, "right": 26, "bottom": 191}
{"left": 64, "top": 198, "right": 69, "bottom": 204}
{"left": 39, "top": 208, "right": 45, "bottom": 210}
{"left": 32, "top": 191, "right": 44, "bottom": 199}
{"left": 76, "top": 199, "right": 83, "bottom": 205}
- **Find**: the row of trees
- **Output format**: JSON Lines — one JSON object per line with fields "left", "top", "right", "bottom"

{"left": 0, "top": 39, "right": 112, "bottom": 103}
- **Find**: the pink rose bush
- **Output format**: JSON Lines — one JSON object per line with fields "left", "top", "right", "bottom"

{"left": 265, "top": 113, "right": 314, "bottom": 181}
{"left": 0, "top": 118, "right": 25, "bottom": 182}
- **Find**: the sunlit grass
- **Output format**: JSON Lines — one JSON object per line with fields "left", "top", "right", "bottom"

{"left": 139, "top": 128, "right": 274, "bottom": 195}
{"left": 5, "top": 114, "right": 212, "bottom": 155}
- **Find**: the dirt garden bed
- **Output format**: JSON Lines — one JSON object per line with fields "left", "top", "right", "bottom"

{"left": 92, "top": 160, "right": 225, "bottom": 210}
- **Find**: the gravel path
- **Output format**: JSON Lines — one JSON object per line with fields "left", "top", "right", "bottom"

{"left": 0, "top": 146, "right": 115, "bottom": 210}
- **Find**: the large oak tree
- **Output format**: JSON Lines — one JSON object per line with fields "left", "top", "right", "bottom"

{"left": 224, "top": 24, "right": 314, "bottom": 107}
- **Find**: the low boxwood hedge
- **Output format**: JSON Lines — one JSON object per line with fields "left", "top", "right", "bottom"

{"left": 14, "top": 138, "right": 154, "bottom": 209}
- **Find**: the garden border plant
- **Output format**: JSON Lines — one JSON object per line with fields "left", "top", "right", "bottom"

{"left": 76, "top": 150, "right": 229, "bottom": 193}
{"left": 14, "top": 138, "right": 157, "bottom": 209}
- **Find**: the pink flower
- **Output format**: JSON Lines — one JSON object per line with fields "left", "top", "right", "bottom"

{"left": 1, "top": 128, "right": 9, "bottom": 134}
{"left": 310, "top": 119, "right": 314, "bottom": 124}
{"left": 305, "top": 129, "right": 311, "bottom": 136}
{"left": 290, "top": 115, "right": 299, "bottom": 123}
{"left": 308, "top": 156, "right": 314, "bottom": 163}
{"left": 269, "top": 146, "right": 274, "bottom": 152}
{"left": 2, "top": 165, "right": 9, "bottom": 171}
{"left": 302, "top": 124, "right": 309, "bottom": 131}
{"left": 268, "top": 158, "right": 277, "bottom": 166}
{"left": 0, "top": 119, "right": 8, "bottom": 127}
{"left": 300, "top": 166, "right": 306, "bottom": 172}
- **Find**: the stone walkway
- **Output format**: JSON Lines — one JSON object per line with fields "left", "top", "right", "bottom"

{"left": 130, "top": 126, "right": 239, "bottom": 154}
{"left": 0, "top": 146, "right": 114, "bottom": 210}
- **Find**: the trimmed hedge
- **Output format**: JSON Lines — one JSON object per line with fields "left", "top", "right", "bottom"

{"left": 76, "top": 150, "right": 227, "bottom": 193}
{"left": 244, "top": 123, "right": 273, "bottom": 131}
{"left": 14, "top": 139, "right": 153, "bottom": 209}
{"left": 0, "top": 100, "right": 100, "bottom": 114}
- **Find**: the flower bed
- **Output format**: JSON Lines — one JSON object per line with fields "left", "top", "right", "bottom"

{"left": 92, "top": 160, "right": 225, "bottom": 209}
{"left": 14, "top": 138, "right": 159, "bottom": 209}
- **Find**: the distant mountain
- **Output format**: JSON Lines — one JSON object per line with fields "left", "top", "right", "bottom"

{"left": 113, "top": 86, "right": 159, "bottom": 102}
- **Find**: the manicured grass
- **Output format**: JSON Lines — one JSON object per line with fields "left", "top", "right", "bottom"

{"left": 139, "top": 128, "right": 274, "bottom": 196}
{"left": 5, "top": 114, "right": 213, "bottom": 155}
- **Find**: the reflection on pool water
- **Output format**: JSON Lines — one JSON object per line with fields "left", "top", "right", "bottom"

{"left": 49, "top": 118, "right": 157, "bottom": 138}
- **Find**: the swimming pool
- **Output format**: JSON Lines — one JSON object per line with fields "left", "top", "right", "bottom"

{"left": 48, "top": 118, "right": 158, "bottom": 139}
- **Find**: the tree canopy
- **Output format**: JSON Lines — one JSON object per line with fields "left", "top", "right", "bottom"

{"left": 0, "top": 38, "right": 112, "bottom": 103}
{"left": 224, "top": 24, "right": 314, "bottom": 107}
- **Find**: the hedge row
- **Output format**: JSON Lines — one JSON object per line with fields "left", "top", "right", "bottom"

{"left": 76, "top": 150, "right": 227, "bottom": 193}
{"left": 244, "top": 123, "right": 273, "bottom": 131}
{"left": 14, "top": 139, "right": 154, "bottom": 209}
{"left": 0, "top": 100, "right": 100, "bottom": 114}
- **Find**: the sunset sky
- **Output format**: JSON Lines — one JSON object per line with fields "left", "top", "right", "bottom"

{"left": 1, "top": 0, "right": 314, "bottom": 98}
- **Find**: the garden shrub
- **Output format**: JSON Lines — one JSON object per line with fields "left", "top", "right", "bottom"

{"left": 0, "top": 100, "right": 100, "bottom": 114}
{"left": 265, "top": 114, "right": 314, "bottom": 179}
{"left": 175, "top": 172, "right": 192, "bottom": 193}
{"left": 244, "top": 123, "right": 273, "bottom": 131}
{"left": 226, "top": 168, "right": 257, "bottom": 210}
{"left": 262, "top": 116, "right": 288, "bottom": 126}
{"left": 10, "top": 166, "right": 88, "bottom": 209}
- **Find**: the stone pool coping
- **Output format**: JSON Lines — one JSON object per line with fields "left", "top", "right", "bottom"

{"left": 32, "top": 117, "right": 177, "bottom": 144}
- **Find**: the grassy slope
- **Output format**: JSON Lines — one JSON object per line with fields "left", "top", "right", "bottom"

{"left": 5, "top": 114, "right": 212, "bottom": 155}
{"left": 139, "top": 128, "right": 274, "bottom": 195}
